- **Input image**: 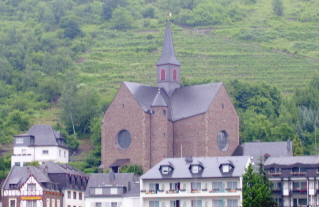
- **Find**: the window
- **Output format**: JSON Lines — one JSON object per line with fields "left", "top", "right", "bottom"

{"left": 27, "top": 184, "right": 36, "bottom": 191}
{"left": 269, "top": 168, "right": 281, "bottom": 174}
{"left": 212, "top": 182, "right": 224, "bottom": 191}
{"left": 14, "top": 162, "right": 20, "bottom": 167}
{"left": 57, "top": 200, "right": 60, "bottom": 207}
{"left": 227, "top": 199, "right": 238, "bottom": 207}
{"left": 172, "top": 69, "right": 177, "bottom": 80}
{"left": 162, "top": 166, "right": 169, "bottom": 174}
{"left": 170, "top": 200, "right": 179, "bottom": 207}
{"left": 293, "top": 198, "right": 307, "bottom": 206}
{"left": 46, "top": 199, "right": 50, "bottom": 207}
{"left": 191, "top": 200, "right": 201, "bottom": 207}
{"left": 272, "top": 182, "right": 282, "bottom": 190}
{"left": 160, "top": 69, "right": 166, "bottom": 80}
{"left": 117, "top": 130, "right": 132, "bottom": 149}
{"left": 111, "top": 188, "right": 118, "bottom": 194}
{"left": 95, "top": 203, "right": 101, "bottom": 207}
{"left": 227, "top": 181, "right": 237, "bottom": 190}
{"left": 16, "top": 138, "right": 23, "bottom": 144}
{"left": 95, "top": 188, "right": 102, "bottom": 195}
{"left": 149, "top": 183, "right": 159, "bottom": 191}
{"left": 9, "top": 199, "right": 16, "bottom": 207}
{"left": 23, "top": 162, "right": 29, "bottom": 166}
{"left": 64, "top": 151, "right": 66, "bottom": 157}
{"left": 59, "top": 150, "right": 61, "bottom": 156}
{"left": 170, "top": 183, "right": 179, "bottom": 190}
{"left": 42, "top": 150, "right": 49, "bottom": 155}
{"left": 293, "top": 181, "right": 307, "bottom": 190}
{"left": 191, "top": 182, "right": 201, "bottom": 191}
{"left": 212, "top": 199, "right": 223, "bottom": 207}
{"left": 52, "top": 199, "right": 55, "bottom": 207}
{"left": 217, "top": 131, "right": 229, "bottom": 151}
{"left": 26, "top": 201, "right": 37, "bottom": 207}
{"left": 73, "top": 191, "right": 76, "bottom": 199}
{"left": 67, "top": 191, "right": 71, "bottom": 198}
{"left": 22, "top": 149, "right": 26, "bottom": 154}
{"left": 111, "top": 203, "right": 117, "bottom": 207}
{"left": 79, "top": 192, "right": 82, "bottom": 200}
{"left": 292, "top": 167, "right": 307, "bottom": 174}
{"left": 149, "top": 201, "right": 159, "bottom": 207}
{"left": 192, "top": 165, "right": 199, "bottom": 173}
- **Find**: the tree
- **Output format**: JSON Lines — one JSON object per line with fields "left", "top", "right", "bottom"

{"left": 272, "top": 0, "right": 283, "bottom": 16}
{"left": 101, "top": 0, "right": 127, "bottom": 21}
{"left": 110, "top": 6, "right": 133, "bottom": 30}
{"left": 243, "top": 163, "right": 276, "bottom": 207}
{"left": 60, "top": 17, "right": 83, "bottom": 39}
{"left": 119, "top": 164, "right": 143, "bottom": 175}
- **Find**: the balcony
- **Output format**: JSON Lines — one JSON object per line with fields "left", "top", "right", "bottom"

{"left": 12, "top": 154, "right": 32, "bottom": 156}
{"left": 291, "top": 188, "right": 307, "bottom": 194}
{"left": 291, "top": 172, "right": 306, "bottom": 176}
{"left": 166, "top": 190, "right": 179, "bottom": 194}
{"left": 269, "top": 173, "right": 281, "bottom": 176}
{"left": 272, "top": 189, "right": 282, "bottom": 194}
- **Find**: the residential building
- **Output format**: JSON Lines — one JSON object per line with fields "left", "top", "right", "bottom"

{"left": 232, "top": 140, "right": 293, "bottom": 165}
{"left": 264, "top": 156, "right": 319, "bottom": 207}
{"left": 11, "top": 125, "right": 69, "bottom": 167}
{"left": 1, "top": 166, "right": 63, "bottom": 207}
{"left": 140, "top": 156, "right": 251, "bottom": 207}
{"left": 85, "top": 173, "right": 140, "bottom": 207}
{"left": 39, "top": 162, "right": 89, "bottom": 207}
{"left": 101, "top": 21, "right": 239, "bottom": 172}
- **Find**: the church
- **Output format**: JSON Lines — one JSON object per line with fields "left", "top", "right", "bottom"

{"left": 101, "top": 22, "right": 239, "bottom": 172}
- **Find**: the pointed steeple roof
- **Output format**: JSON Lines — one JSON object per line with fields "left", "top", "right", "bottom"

{"left": 152, "top": 89, "right": 167, "bottom": 107}
{"left": 156, "top": 21, "right": 181, "bottom": 66}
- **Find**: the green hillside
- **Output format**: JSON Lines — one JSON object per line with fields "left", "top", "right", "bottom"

{"left": 1, "top": 0, "right": 319, "bottom": 173}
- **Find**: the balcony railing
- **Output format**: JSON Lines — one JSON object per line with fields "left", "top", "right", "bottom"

{"left": 12, "top": 154, "right": 32, "bottom": 156}
{"left": 291, "top": 172, "right": 306, "bottom": 176}
{"left": 291, "top": 188, "right": 307, "bottom": 194}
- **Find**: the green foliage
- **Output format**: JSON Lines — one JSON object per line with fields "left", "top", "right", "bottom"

{"left": 101, "top": 0, "right": 127, "bottom": 21}
{"left": 60, "top": 16, "right": 84, "bottom": 39}
{"left": 141, "top": 5, "right": 155, "bottom": 18}
{"left": 27, "top": 161, "right": 40, "bottom": 166}
{"left": 64, "top": 133, "right": 80, "bottom": 150}
{"left": 119, "top": 164, "right": 143, "bottom": 175}
{"left": 68, "top": 161, "right": 89, "bottom": 172}
{"left": 272, "top": 0, "right": 284, "bottom": 16}
{"left": 243, "top": 163, "right": 276, "bottom": 207}
{"left": 110, "top": 6, "right": 133, "bottom": 30}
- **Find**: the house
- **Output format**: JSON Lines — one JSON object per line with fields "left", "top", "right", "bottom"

{"left": 232, "top": 140, "right": 293, "bottom": 165}
{"left": 139, "top": 156, "right": 251, "bottom": 207}
{"left": 39, "top": 162, "right": 89, "bottom": 207}
{"left": 101, "top": 21, "right": 239, "bottom": 172}
{"left": 1, "top": 166, "right": 63, "bottom": 207}
{"left": 11, "top": 125, "right": 69, "bottom": 167}
{"left": 85, "top": 173, "right": 140, "bottom": 207}
{"left": 264, "top": 156, "right": 319, "bottom": 207}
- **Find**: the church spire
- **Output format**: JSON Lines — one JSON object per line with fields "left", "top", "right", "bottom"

{"left": 156, "top": 21, "right": 181, "bottom": 66}
{"left": 156, "top": 21, "right": 181, "bottom": 96}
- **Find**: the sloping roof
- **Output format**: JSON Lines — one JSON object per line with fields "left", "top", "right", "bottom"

{"left": 18, "top": 125, "right": 66, "bottom": 147}
{"left": 264, "top": 156, "right": 319, "bottom": 168}
{"left": 2, "top": 166, "right": 54, "bottom": 190}
{"left": 85, "top": 173, "right": 138, "bottom": 197}
{"left": 151, "top": 90, "right": 167, "bottom": 107}
{"left": 156, "top": 21, "right": 181, "bottom": 66}
{"left": 240, "top": 141, "right": 293, "bottom": 163}
{"left": 123, "top": 182, "right": 140, "bottom": 197}
{"left": 109, "top": 159, "right": 130, "bottom": 167}
{"left": 140, "top": 156, "right": 250, "bottom": 180}
{"left": 124, "top": 82, "right": 222, "bottom": 121}
{"left": 39, "top": 162, "right": 88, "bottom": 177}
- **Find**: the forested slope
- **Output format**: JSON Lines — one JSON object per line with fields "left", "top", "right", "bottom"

{"left": 0, "top": 0, "right": 319, "bottom": 174}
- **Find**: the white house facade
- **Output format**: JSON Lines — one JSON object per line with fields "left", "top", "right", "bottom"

{"left": 11, "top": 125, "right": 69, "bottom": 167}
{"left": 140, "top": 156, "right": 251, "bottom": 207}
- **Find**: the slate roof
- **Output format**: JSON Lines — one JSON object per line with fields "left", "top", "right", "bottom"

{"left": 156, "top": 21, "right": 181, "bottom": 66}
{"left": 232, "top": 141, "right": 293, "bottom": 163}
{"left": 124, "top": 81, "right": 222, "bottom": 121}
{"left": 140, "top": 156, "right": 251, "bottom": 180}
{"left": 2, "top": 166, "right": 56, "bottom": 190}
{"left": 85, "top": 173, "right": 139, "bottom": 198}
{"left": 17, "top": 125, "right": 67, "bottom": 147}
{"left": 39, "top": 162, "right": 88, "bottom": 177}
{"left": 264, "top": 156, "right": 319, "bottom": 169}
{"left": 123, "top": 182, "right": 140, "bottom": 197}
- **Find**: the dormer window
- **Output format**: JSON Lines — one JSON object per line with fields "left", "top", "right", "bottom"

{"left": 189, "top": 164, "right": 203, "bottom": 174}
{"left": 16, "top": 138, "right": 23, "bottom": 144}
{"left": 220, "top": 164, "right": 234, "bottom": 173}
{"left": 160, "top": 165, "right": 173, "bottom": 174}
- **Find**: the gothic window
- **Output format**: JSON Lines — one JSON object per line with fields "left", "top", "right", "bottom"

{"left": 172, "top": 69, "right": 177, "bottom": 80}
{"left": 160, "top": 69, "right": 166, "bottom": 80}
{"left": 217, "top": 131, "right": 229, "bottom": 151}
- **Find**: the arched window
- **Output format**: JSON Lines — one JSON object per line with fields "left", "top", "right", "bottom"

{"left": 172, "top": 69, "right": 177, "bottom": 80}
{"left": 160, "top": 69, "right": 166, "bottom": 80}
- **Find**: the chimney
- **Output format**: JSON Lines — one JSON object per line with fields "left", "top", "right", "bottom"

{"left": 287, "top": 139, "right": 291, "bottom": 151}
{"left": 44, "top": 165, "right": 48, "bottom": 174}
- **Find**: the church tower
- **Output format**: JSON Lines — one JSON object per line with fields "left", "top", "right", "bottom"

{"left": 156, "top": 21, "right": 181, "bottom": 96}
